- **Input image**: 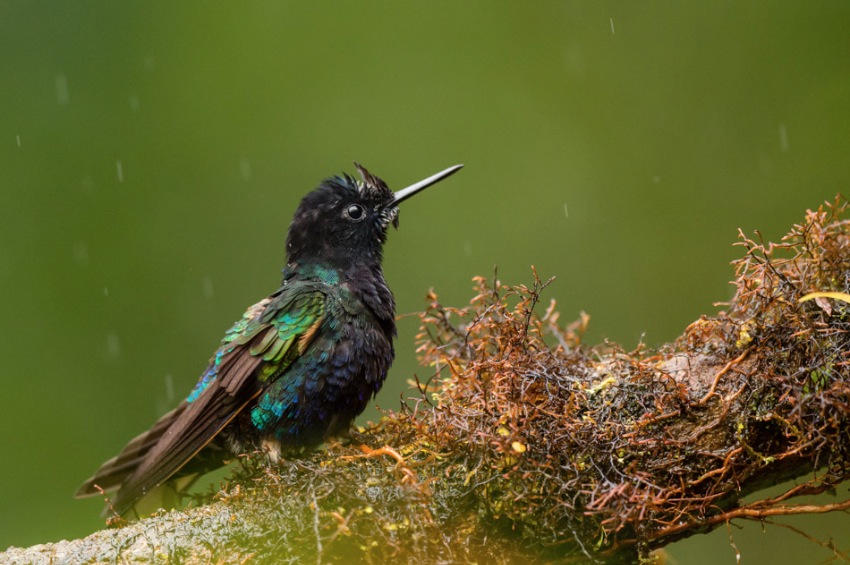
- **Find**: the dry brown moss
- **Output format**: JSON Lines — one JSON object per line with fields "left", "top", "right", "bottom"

{"left": 402, "top": 196, "right": 850, "bottom": 561}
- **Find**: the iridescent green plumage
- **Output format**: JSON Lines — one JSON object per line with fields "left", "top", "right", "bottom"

{"left": 76, "top": 163, "right": 463, "bottom": 516}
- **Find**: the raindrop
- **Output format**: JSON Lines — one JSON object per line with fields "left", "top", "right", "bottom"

{"left": 15, "top": 134, "right": 21, "bottom": 147}
{"left": 240, "top": 158, "right": 252, "bottom": 181}
{"left": 106, "top": 331, "right": 122, "bottom": 358}
{"left": 564, "top": 44, "right": 586, "bottom": 74}
{"left": 563, "top": 203, "right": 569, "bottom": 218}
{"left": 116, "top": 160, "right": 124, "bottom": 183}
{"left": 103, "top": 287, "right": 110, "bottom": 297}
{"left": 73, "top": 242, "right": 90, "bottom": 266}
{"left": 129, "top": 94, "right": 140, "bottom": 113}
{"left": 463, "top": 241, "right": 473, "bottom": 257}
{"left": 55, "top": 73, "right": 69, "bottom": 106}
{"left": 610, "top": 18, "right": 615, "bottom": 34}
{"left": 779, "top": 123, "right": 789, "bottom": 153}
{"left": 164, "top": 373, "right": 175, "bottom": 403}
{"left": 203, "top": 276, "right": 215, "bottom": 299}
{"left": 81, "top": 176, "right": 94, "bottom": 192}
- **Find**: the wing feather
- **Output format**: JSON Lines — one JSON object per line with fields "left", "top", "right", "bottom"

{"left": 249, "top": 327, "right": 278, "bottom": 356}
{"left": 78, "top": 285, "right": 327, "bottom": 516}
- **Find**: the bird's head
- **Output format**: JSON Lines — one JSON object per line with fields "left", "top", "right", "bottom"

{"left": 285, "top": 163, "right": 462, "bottom": 271}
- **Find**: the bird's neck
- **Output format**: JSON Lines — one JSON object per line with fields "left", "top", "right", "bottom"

{"left": 284, "top": 262, "right": 344, "bottom": 286}
{"left": 283, "top": 259, "right": 396, "bottom": 333}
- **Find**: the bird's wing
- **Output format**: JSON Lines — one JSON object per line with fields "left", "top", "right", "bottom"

{"left": 76, "top": 285, "right": 327, "bottom": 515}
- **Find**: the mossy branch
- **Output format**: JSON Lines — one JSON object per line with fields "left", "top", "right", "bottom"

{"left": 6, "top": 197, "right": 850, "bottom": 564}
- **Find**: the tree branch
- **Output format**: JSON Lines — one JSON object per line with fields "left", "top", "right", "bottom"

{"left": 5, "top": 197, "right": 850, "bottom": 564}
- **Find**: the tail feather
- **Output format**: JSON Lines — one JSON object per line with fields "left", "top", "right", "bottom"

{"left": 75, "top": 404, "right": 187, "bottom": 498}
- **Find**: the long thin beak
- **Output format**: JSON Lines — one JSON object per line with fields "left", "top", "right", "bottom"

{"left": 390, "top": 164, "right": 464, "bottom": 207}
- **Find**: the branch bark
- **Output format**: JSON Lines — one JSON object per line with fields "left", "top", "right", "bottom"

{"left": 5, "top": 198, "right": 850, "bottom": 564}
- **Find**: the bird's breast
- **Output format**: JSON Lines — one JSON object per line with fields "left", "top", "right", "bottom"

{"left": 239, "top": 306, "right": 395, "bottom": 451}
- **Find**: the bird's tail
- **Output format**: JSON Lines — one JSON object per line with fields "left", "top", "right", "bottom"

{"left": 75, "top": 404, "right": 199, "bottom": 516}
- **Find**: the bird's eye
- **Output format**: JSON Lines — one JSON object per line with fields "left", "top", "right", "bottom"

{"left": 344, "top": 204, "right": 365, "bottom": 222}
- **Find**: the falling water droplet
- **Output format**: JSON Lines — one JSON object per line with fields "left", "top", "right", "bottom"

{"left": 779, "top": 123, "right": 789, "bottom": 153}
{"left": 55, "top": 74, "right": 69, "bottom": 106}
{"left": 240, "top": 158, "right": 252, "bottom": 181}
{"left": 81, "top": 176, "right": 94, "bottom": 192}
{"left": 203, "top": 276, "right": 215, "bottom": 299}
{"left": 116, "top": 160, "right": 124, "bottom": 183}
{"left": 73, "top": 242, "right": 90, "bottom": 266}
{"left": 164, "top": 373, "right": 175, "bottom": 403}
{"left": 106, "top": 331, "right": 122, "bottom": 358}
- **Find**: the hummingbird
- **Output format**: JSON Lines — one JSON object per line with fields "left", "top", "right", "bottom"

{"left": 76, "top": 162, "right": 463, "bottom": 516}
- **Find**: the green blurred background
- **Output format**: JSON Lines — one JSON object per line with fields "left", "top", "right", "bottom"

{"left": 1, "top": 2, "right": 848, "bottom": 562}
